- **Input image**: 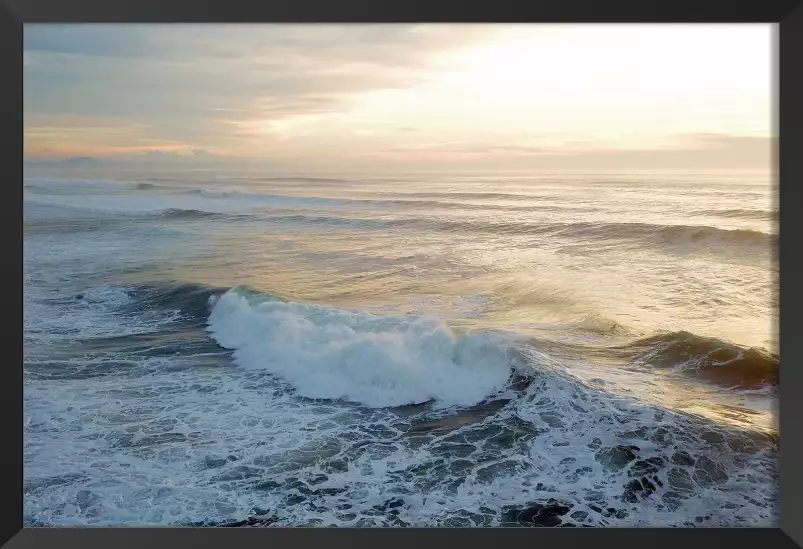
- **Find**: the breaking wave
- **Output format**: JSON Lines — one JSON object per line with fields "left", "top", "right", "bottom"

{"left": 206, "top": 287, "right": 520, "bottom": 408}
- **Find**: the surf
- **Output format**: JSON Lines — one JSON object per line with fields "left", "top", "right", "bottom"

{"left": 206, "top": 286, "right": 520, "bottom": 408}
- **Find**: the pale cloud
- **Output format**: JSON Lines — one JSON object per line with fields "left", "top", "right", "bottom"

{"left": 24, "top": 24, "right": 774, "bottom": 170}
{"left": 24, "top": 24, "right": 495, "bottom": 156}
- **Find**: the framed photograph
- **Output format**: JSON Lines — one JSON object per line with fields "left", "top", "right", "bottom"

{"left": 6, "top": 1, "right": 801, "bottom": 547}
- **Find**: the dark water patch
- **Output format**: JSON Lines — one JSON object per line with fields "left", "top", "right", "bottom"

{"left": 628, "top": 456, "right": 665, "bottom": 477}
{"left": 186, "top": 514, "right": 279, "bottom": 527}
{"left": 397, "top": 398, "right": 511, "bottom": 437}
{"left": 667, "top": 468, "right": 695, "bottom": 493}
{"left": 500, "top": 499, "right": 573, "bottom": 527}
{"left": 475, "top": 459, "right": 526, "bottom": 483}
{"left": 120, "top": 282, "right": 229, "bottom": 323}
{"left": 692, "top": 457, "right": 729, "bottom": 487}
{"left": 25, "top": 473, "right": 87, "bottom": 494}
{"left": 157, "top": 208, "right": 228, "bottom": 220}
{"left": 202, "top": 456, "right": 229, "bottom": 470}
{"left": 595, "top": 445, "right": 640, "bottom": 471}
{"left": 621, "top": 477, "right": 660, "bottom": 503}
{"left": 670, "top": 451, "right": 695, "bottom": 466}
{"left": 80, "top": 328, "right": 226, "bottom": 358}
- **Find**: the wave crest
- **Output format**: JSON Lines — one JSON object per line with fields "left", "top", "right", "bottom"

{"left": 206, "top": 287, "right": 516, "bottom": 408}
{"left": 625, "top": 331, "right": 778, "bottom": 389}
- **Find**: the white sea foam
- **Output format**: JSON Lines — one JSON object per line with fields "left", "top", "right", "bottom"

{"left": 207, "top": 287, "right": 513, "bottom": 408}
{"left": 23, "top": 343, "right": 778, "bottom": 527}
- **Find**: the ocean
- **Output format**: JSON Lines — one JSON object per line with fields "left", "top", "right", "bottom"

{"left": 23, "top": 169, "right": 779, "bottom": 527}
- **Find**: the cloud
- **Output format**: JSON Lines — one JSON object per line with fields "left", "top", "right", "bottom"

{"left": 24, "top": 24, "right": 494, "bottom": 157}
{"left": 24, "top": 113, "right": 192, "bottom": 157}
{"left": 23, "top": 24, "right": 772, "bottom": 170}
{"left": 24, "top": 25, "right": 155, "bottom": 58}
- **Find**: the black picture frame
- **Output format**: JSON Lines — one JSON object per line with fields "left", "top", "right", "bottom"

{"left": 4, "top": 1, "right": 801, "bottom": 548}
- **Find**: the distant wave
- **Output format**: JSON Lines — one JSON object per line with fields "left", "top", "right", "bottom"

{"left": 459, "top": 220, "right": 776, "bottom": 251}
{"left": 621, "top": 331, "right": 778, "bottom": 389}
{"left": 258, "top": 214, "right": 776, "bottom": 251}
{"left": 187, "top": 188, "right": 239, "bottom": 198}
{"left": 157, "top": 208, "right": 227, "bottom": 220}
{"left": 251, "top": 176, "right": 352, "bottom": 184}
{"left": 182, "top": 189, "right": 573, "bottom": 212}
{"left": 25, "top": 189, "right": 776, "bottom": 255}
{"left": 548, "top": 222, "right": 776, "bottom": 250}
{"left": 387, "top": 191, "right": 542, "bottom": 202}
{"left": 267, "top": 213, "right": 406, "bottom": 230}
{"left": 23, "top": 194, "right": 255, "bottom": 221}
{"left": 695, "top": 208, "right": 778, "bottom": 222}
{"left": 134, "top": 182, "right": 161, "bottom": 190}
{"left": 573, "top": 313, "right": 630, "bottom": 336}
{"left": 25, "top": 179, "right": 186, "bottom": 194}
{"left": 183, "top": 189, "right": 347, "bottom": 208}
{"left": 24, "top": 179, "right": 142, "bottom": 193}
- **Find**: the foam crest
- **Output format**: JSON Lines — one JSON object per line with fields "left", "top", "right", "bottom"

{"left": 207, "top": 288, "right": 513, "bottom": 408}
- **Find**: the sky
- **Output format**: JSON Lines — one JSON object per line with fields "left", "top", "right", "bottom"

{"left": 24, "top": 23, "right": 776, "bottom": 171}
